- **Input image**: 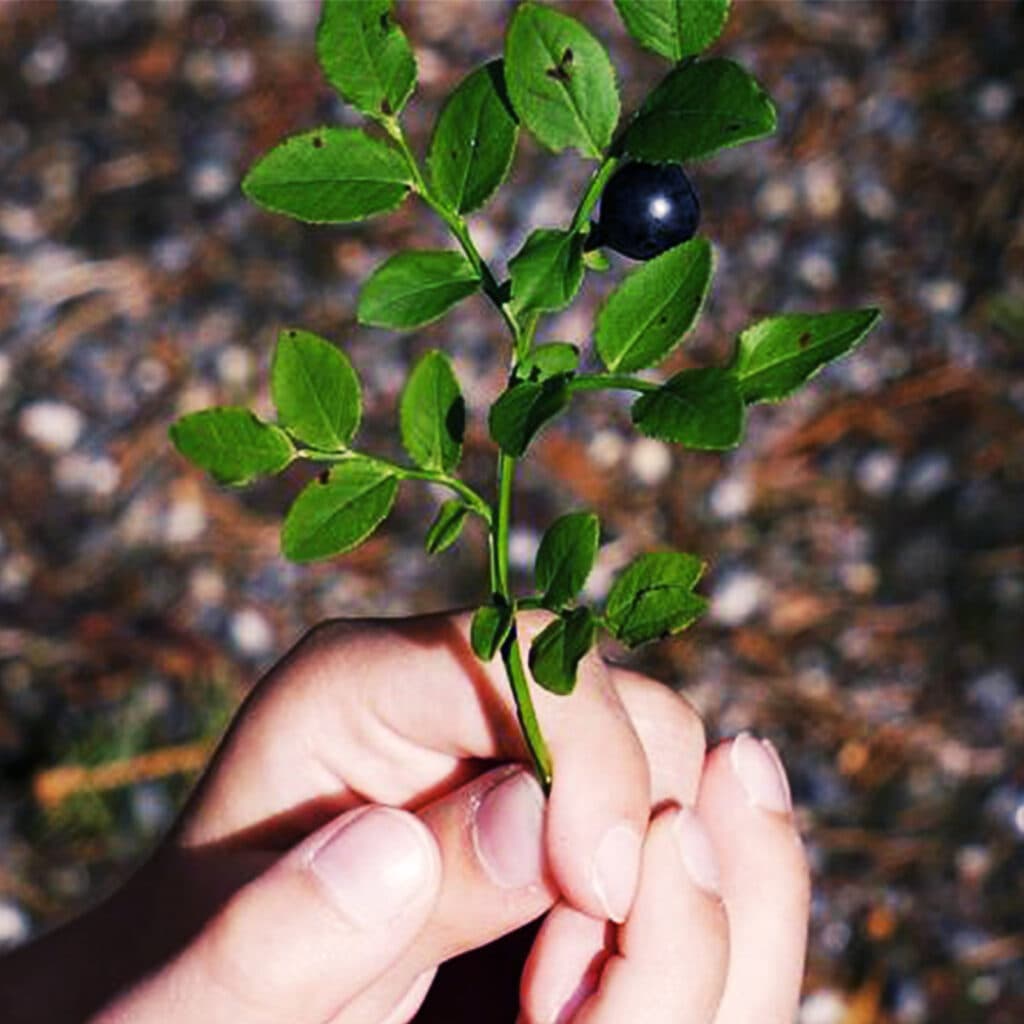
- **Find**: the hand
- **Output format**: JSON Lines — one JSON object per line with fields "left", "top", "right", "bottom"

{"left": 0, "top": 612, "right": 809, "bottom": 1023}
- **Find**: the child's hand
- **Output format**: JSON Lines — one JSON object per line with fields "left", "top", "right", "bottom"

{"left": 0, "top": 612, "right": 808, "bottom": 1023}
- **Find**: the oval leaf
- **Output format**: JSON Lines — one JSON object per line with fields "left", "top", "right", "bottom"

{"left": 505, "top": 3, "right": 620, "bottom": 159}
{"left": 489, "top": 377, "right": 570, "bottom": 457}
{"left": 732, "top": 308, "right": 882, "bottom": 404}
{"left": 400, "top": 350, "right": 465, "bottom": 473}
{"left": 358, "top": 250, "right": 480, "bottom": 329}
{"left": 614, "top": 0, "right": 730, "bottom": 61}
{"left": 242, "top": 128, "right": 410, "bottom": 223}
{"left": 535, "top": 512, "right": 600, "bottom": 609}
{"left": 281, "top": 457, "right": 398, "bottom": 563}
{"left": 595, "top": 238, "right": 712, "bottom": 373}
{"left": 425, "top": 499, "right": 469, "bottom": 555}
{"left": 604, "top": 551, "right": 707, "bottom": 648}
{"left": 428, "top": 60, "right": 519, "bottom": 215}
{"left": 471, "top": 602, "right": 513, "bottom": 662}
{"left": 509, "top": 228, "right": 585, "bottom": 315}
{"left": 631, "top": 367, "right": 744, "bottom": 450}
{"left": 528, "top": 607, "right": 597, "bottom": 695}
{"left": 271, "top": 329, "right": 361, "bottom": 450}
{"left": 621, "top": 59, "right": 776, "bottom": 163}
{"left": 170, "top": 407, "right": 293, "bottom": 486}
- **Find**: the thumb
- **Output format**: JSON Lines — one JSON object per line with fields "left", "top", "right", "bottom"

{"left": 100, "top": 807, "right": 442, "bottom": 1023}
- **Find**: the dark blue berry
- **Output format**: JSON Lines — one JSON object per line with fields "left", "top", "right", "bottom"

{"left": 593, "top": 162, "right": 700, "bottom": 261}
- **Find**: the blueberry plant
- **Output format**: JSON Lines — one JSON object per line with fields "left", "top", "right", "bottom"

{"left": 170, "top": 0, "right": 880, "bottom": 790}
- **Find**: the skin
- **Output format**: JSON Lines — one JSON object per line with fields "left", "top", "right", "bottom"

{"left": 0, "top": 611, "right": 810, "bottom": 1023}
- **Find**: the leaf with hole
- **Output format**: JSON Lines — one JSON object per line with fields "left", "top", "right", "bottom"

{"left": 425, "top": 499, "right": 469, "bottom": 555}
{"left": 316, "top": 0, "right": 416, "bottom": 120}
{"left": 620, "top": 59, "right": 776, "bottom": 163}
{"left": 471, "top": 602, "right": 514, "bottom": 661}
{"left": 732, "top": 308, "right": 882, "bottom": 403}
{"left": 271, "top": 329, "right": 361, "bottom": 451}
{"left": 358, "top": 250, "right": 480, "bottom": 329}
{"left": 595, "top": 238, "right": 712, "bottom": 372}
{"left": 631, "top": 367, "right": 744, "bottom": 450}
{"left": 504, "top": 3, "right": 620, "bottom": 159}
{"left": 242, "top": 128, "right": 410, "bottom": 223}
{"left": 428, "top": 60, "right": 519, "bottom": 214}
{"left": 604, "top": 551, "right": 707, "bottom": 647}
{"left": 170, "top": 408, "right": 294, "bottom": 486}
{"left": 614, "top": 0, "right": 730, "bottom": 61}
{"left": 509, "top": 229, "right": 585, "bottom": 315}
{"left": 400, "top": 350, "right": 465, "bottom": 473}
{"left": 528, "top": 607, "right": 597, "bottom": 695}
{"left": 535, "top": 512, "right": 600, "bottom": 610}
{"left": 489, "top": 377, "right": 570, "bottom": 457}
{"left": 281, "top": 457, "right": 398, "bottom": 563}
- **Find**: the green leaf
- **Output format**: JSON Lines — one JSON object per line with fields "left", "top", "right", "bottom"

{"left": 428, "top": 61, "right": 519, "bottom": 215}
{"left": 604, "top": 552, "right": 708, "bottom": 648}
{"left": 281, "top": 457, "right": 398, "bottom": 562}
{"left": 509, "top": 229, "right": 584, "bottom": 315}
{"left": 535, "top": 512, "right": 600, "bottom": 609}
{"left": 583, "top": 249, "right": 611, "bottom": 273}
{"left": 358, "top": 250, "right": 480, "bottom": 329}
{"left": 732, "top": 308, "right": 883, "bottom": 403}
{"left": 504, "top": 3, "right": 620, "bottom": 159}
{"left": 528, "top": 607, "right": 597, "bottom": 695}
{"left": 169, "top": 407, "right": 294, "bottom": 486}
{"left": 620, "top": 59, "right": 776, "bottom": 163}
{"left": 425, "top": 499, "right": 469, "bottom": 555}
{"left": 400, "top": 350, "right": 465, "bottom": 473}
{"left": 488, "top": 377, "right": 570, "bottom": 457}
{"left": 631, "top": 367, "right": 744, "bottom": 450}
{"left": 614, "top": 0, "right": 730, "bottom": 61}
{"left": 516, "top": 343, "right": 580, "bottom": 382}
{"left": 471, "top": 602, "right": 513, "bottom": 662}
{"left": 595, "top": 238, "right": 713, "bottom": 372}
{"left": 242, "top": 128, "right": 410, "bottom": 223}
{"left": 316, "top": 0, "right": 416, "bottom": 120}
{"left": 271, "top": 329, "right": 361, "bottom": 451}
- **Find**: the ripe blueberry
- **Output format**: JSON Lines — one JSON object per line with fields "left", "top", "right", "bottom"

{"left": 592, "top": 161, "right": 700, "bottom": 261}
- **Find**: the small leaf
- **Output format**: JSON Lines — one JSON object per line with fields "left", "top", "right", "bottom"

{"left": 614, "top": 0, "right": 730, "bottom": 61}
{"left": 169, "top": 407, "right": 294, "bottom": 486}
{"left": 489, "top": 377, "right": 570, "bottom": 457}
{"left": 281, "top": 457, "right": 398, "bottom": 563}
{"left": 604, "top": 551, "right": 707, "bottom": 648}
{"left": 620, "top": 59, "right": 776, "bottom": 163}
{"left": 271, "top": 329, "right": 361, "bottom": 450}
{"left": 595, "top": 238, "right": 713, "bottom": 372}
{"left": 631, "top": 367, "right": 744, "bottom": 450}
{"left": 583, "top": 249, "right": 611, "bottom": 272}
{"left": 428, "top": 60, "right": 519, "bottom": 215}
{"left": 243, "top": 127, "right": 410, "bottom": 223}
{"left": 316, "top": 0, "right": 416, "bottom": 120}
{"left": 471, "top": 602, "right": 513, "bottom": 662}
{"left": 732, "top": 308, "right": 883, "bottom": 403}
{"left": 400, "top": 350, "right": 465, "bottom": 473}
{"left": 528, "top": 607, "right": 597, "bottom": 695}
{"left": 425, "top": 499, "right": 469, "bottom": 555}
{"left": 535, "top": 512, "right": 600, "bottom": 609}
{"left": 516, "top": 343, "right": 580, "bottom": 382}
{"left": 509, "top": 229, "right": 584, "bottom": 315}
{"left": 505, "top": 2, "right": 620, "bottom": 159}
{"left": 358, "top": 250, "right": 480, "bottom": 329}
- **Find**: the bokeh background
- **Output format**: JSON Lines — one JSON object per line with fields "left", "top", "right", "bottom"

{"left": 1, "top": 0, "right": 1022, "bottom": 1019}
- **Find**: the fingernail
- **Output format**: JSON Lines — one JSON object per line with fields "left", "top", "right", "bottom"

{"left": 730, "top": 732, "right": 793, "bottom": 814}
{"left": 473, "top": 768, "right": 547, "bottom": 889}
{"left": 673, "top": 808, "right": 721, "bottom": 897}
{"left": 590, "top": 823, "right": 642, "bottom": 923}
{"left": 311, "top": 807, "right": 435, "bottom": 927}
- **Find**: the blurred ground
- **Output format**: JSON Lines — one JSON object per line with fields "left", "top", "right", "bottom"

{"left": 0, "top": 0, "right": 1022, "bottom": 1020}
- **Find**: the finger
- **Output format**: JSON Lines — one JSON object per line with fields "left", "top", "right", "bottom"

{"left": 184, "top": 611, "right": 651, "bottom": 923}
{"left": 95, "top": 807, "right": 442, "bottom": 1024}
{"left": 522, "top": 807, "right": 728, "bottom": 1024}
{"left": 607, "top": 667, "right": 706, "bottom": 807}
{"left": 697, "top": 733, "right": 810, "bottom": 1024}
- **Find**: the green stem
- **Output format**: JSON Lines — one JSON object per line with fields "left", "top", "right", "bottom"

{"left": 570, "top": 373, "right": 660, "bottom": 394}
{"left": 502, "top": 629, "right": 553, "bottom": 790}
{"left": 570, "top": 156, "right": 620, "bottom": 235}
